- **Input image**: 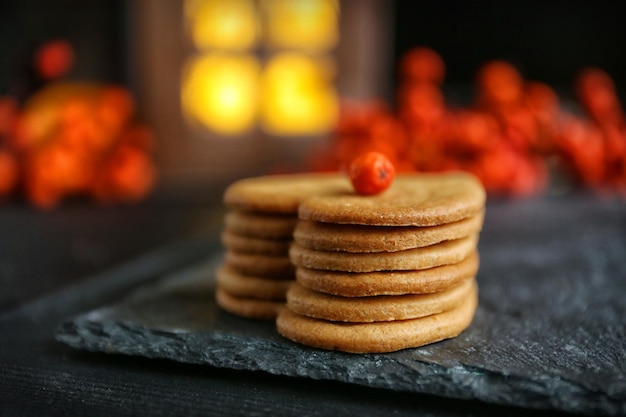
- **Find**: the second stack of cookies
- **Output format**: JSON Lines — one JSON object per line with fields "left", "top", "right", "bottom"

{"left": 217, "top": 209, "right": 297, "bottom": 319}
{"left": 278, "top": 173, "right": 486, "bottom": 353}
{"left": 217, "top": 174, "right": 348, "bottom": 320}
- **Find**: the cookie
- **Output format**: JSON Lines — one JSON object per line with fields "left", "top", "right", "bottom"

{"left": 225, "top": 251, "right": 294, "bottom": 279}
{"left": 286, "top": 278, "right": 475, "bottom": 322}
{"left": 276, "top": 280, "right": 478, "bottom": 353}
{"left": 223, "top": 173, "right": 349, "bottom": 214}
{"left": 289, "top": 234, "right": 478, "bottom": 273}
{"left": 298, "top": 172, "right": 486, "bottom": 226}
{"left": 221, "top": 230, "right": 291, "bottom": 256}
{"left": 216, "top": 287, "right": 285, "bottom": 320}
{"left": 224, "top": 211, "right": 298, "bottom": 239}
{"left": 293, "top": 211, "right": 484, "bottom": 253}
{"left": 295, "top": 251, "right": 479, "bottom": 297}
{"left": 216, "top": 264, "right": 292, "bottom": 300}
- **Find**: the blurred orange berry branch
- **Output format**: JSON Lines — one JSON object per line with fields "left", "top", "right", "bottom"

{"left": 308, "top": 48, "right": 626, "bottom": 197}
{"left": 0, "top": 39, "right": 156, "bottom": 209}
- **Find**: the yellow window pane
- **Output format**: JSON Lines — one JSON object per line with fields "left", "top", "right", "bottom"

{"left": 185, "top": 0, "right": 259, "bottom": 50}
{"left": 261, "top": 0, "right": 339, "bottom": 51}
{"left": 181, "top": 53, "right": 259, "bottom": 135}
{"left": 260, "top": 52, "right": 338, "bottom": 136}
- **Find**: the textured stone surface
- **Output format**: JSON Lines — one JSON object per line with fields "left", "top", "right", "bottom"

{"left": 57, "top": 196, "right": 626, "bottom": 416}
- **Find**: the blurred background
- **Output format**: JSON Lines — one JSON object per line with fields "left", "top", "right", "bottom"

{"left": 1, "top": 0, "right": 626, "bottom": 208}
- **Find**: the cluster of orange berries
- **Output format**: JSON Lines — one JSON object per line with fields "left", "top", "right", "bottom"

{"left": 0, "top": 83, "right": 156, "bottom": 209}
{"left": 0, "top": 39, "right": 156, "bottom": 209}
{"left": 309, "top": 47, "right": 626, "bottom": 197}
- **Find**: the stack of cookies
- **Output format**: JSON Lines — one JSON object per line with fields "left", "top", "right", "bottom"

{"left": 276, "top": 173, "right": 486, "bottom": 353}
{"left": 217, "top": 174, "right": 347, "bottom": 320}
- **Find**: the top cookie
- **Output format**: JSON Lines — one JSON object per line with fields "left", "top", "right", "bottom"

{"left": 223, "top": 173, "right": 349, "bottom": 214}
{"left": 298, "top": 172, "right": 486, "bottom": 226}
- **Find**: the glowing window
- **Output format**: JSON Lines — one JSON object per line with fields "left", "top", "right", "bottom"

{"left": 185, "top": 0, "right": 259, "bottom": 50}
{"left": 260, "top": 53, "right": 337, "bottom": 135}
{"left": 181, "top": 54, "right": 259, "bottom": 135}
{"left": 261, "top": 0, "right": 339, "bottom": 52}
{"left": 182, "top": 0, "right": 339, "bottom": 137}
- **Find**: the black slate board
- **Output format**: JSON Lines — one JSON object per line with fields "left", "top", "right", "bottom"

{"left": 56, "top": 196, "right": 626, "bottom": 416}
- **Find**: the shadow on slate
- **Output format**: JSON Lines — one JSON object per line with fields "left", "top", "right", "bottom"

{"left": 56, "top": 195, "right": 626, "bottom": 416}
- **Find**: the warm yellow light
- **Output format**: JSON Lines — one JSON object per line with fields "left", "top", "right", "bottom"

{"left": 185, "top": 0, "right": 258, "bottom": 50}
{"left": 261, "top": 0, "right": 339, "bottom": 51}
{"left": 181, "top": 54, "right": 259, "bottom": 135}
{"left": 260, "top": 53, "right": 338, "bottom": 136}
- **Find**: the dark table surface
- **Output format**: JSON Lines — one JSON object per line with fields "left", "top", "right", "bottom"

{"left": 1, "top": 189, "right": 624, "bottom": 417}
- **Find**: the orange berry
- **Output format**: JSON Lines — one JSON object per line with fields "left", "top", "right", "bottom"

{"left": 476, "top": 60, "right": 524, "bottom": 109}
{"left": 29, "top": 142, "right": 90, "bottom": 194}
{"left": 399, "top": 83, "right": 446, "bottom": 125}
{"left": 453, "top": 110, "right": 499, "bottom": 152}
{"left": 525, "top": 82, "right": 559, "bottom": 115}
{"left": 118, "top": 124, "right": 155, "bottom": 153}
{"left": 500, "top": 106, "right": 538, "bottom": 151}
{"left": 575, "top": 68, "right": 623, "bottom": 126}
{"left": 34, "top": 40, "right": 74, "bottom": 80}
{"left": 400, "top": 47, "right": 446, "bottom": 85}
{"left": 348, "top": 151, "right": 396, "bottom": 195}
{"left": 576, "top": 67, "right": 616, "bottom": 99}
{"left": 98, "top": 86, "right": 134, "bottom": 134}
{"left": 93, "top": 146, "right": 156, "bottom": 204}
